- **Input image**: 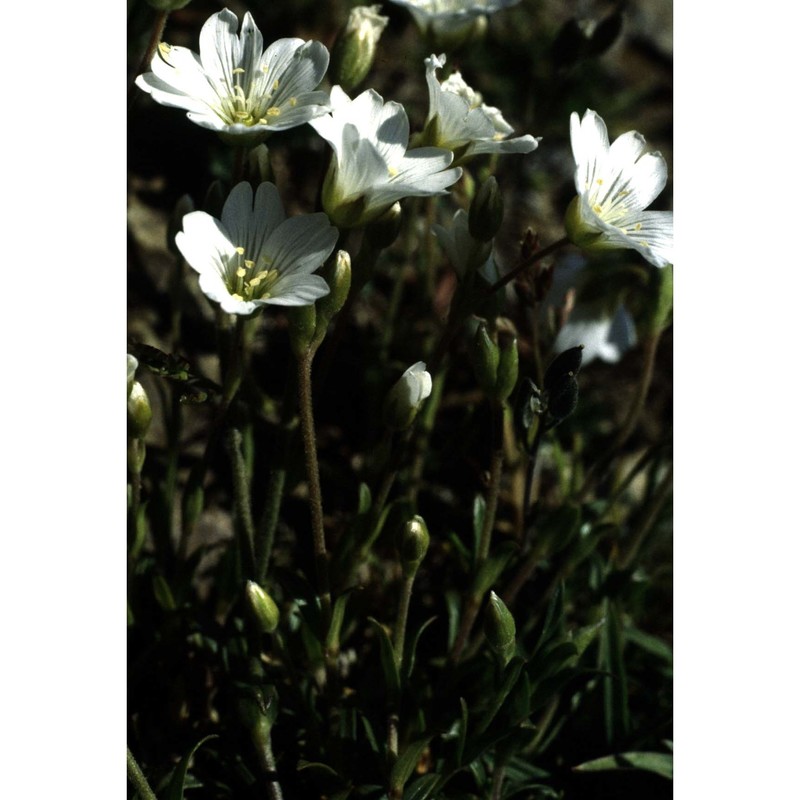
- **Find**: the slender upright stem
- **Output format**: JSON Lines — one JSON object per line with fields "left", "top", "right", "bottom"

{"left": 226, "top": 427, "right": 257, "bottom": 577}
{"left": 254, "top": 731, "right": 285, "bottom": 800}
{"left": 297, "top": 350, "right": 332, "bottom": 623}
{"left": 490, "top": 763, "right": 506, "bottom": 800}
{"left": 393, "top": 575, "right": 415, "bottom": 671}
{"left": 127, "top": 747, "right": 157, "bottom": 800}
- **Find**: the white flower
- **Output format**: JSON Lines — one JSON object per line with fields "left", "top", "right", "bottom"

{"left": 390, "top": 0, "right": 521, "bottom": 49}
{"left": 175, "top": 182, "right": 338, "bottom": 316}
{"left": 383, "top": 362, "right": 433, "bottom": 430}
{"left": 546, "top": 254, "right": 637, "bottom": 365}
{"left": 566, "top": 109, "right": 673, "bottom": 268}
{"left": 553, "top": 306, "right": 637, "bottom": 365}
{"left": 310, "top": 86, "right": 462, "bottom": 228}
{"left": 421, "top": 54, "right": 539, "bottom": 163}
{"left": 135, "top": 9, "right": 330, "bottom": 145}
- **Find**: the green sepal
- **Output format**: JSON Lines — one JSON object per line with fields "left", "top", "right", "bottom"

{"left": 470, "top": 320, "right": 499, "bottom": 395}
{"left": 494, "top": 336, "right": 519, "bottom": 405}
{"left": 287, "top": 305, "right": 317, "bottom": 356}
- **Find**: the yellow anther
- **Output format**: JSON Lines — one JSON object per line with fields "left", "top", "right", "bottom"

{"left": 244, "top": 259, "right": 255, "bottom": 269}
{"left": 596, "top": 178, "right": 604, "bottom": 185}
{"left": 388, "top": 166, "right": 399, "bottom": 178}
{"left": 266, "top": 107, "right": 281, "bottom": 117}
{"left": 635, "top": 223, "right": 642, "bottom": 231}
{"left": 249, "top": 276, "right": 262, "bottom": 287}
{"left": 593, "top": 204, "right": 603, "bottom": 214}
{"left": 289, "top": 97, "right": 297, "bottom": 107}
{"left": 235, "top": 246, "right": 245, "bottom": 255}
{"left": 157, "top": 42, "right": 172, "bottom": 61}
{"left": 232, "top": 67, "right": 246, "bottom": 75}
{"left": 272, "top": 79, "right": 280, "bottom": 90}
{"left": 231, "top": 293, "right": 244, "bottom": 301}
{"left": 236, "top": 267, "right": 247, "bottom": 278}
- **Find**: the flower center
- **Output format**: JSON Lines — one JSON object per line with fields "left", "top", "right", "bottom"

{"left": 587, "top": 177, "right": 632, "bottom": 227}
{"left": 226, "top": 247, "right": 280, "bottom": 301}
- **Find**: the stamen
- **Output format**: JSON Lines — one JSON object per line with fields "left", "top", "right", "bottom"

{"left": 266, "top": 107, "right": 281, "bottom": 117}
{"left": 388, "top": 166, "right": 399, "bottom": 178}
{"left": 235, "top": 247, "right": 245, "bottom": 255}
{"left": 289, "top": 97, "right": 297, "bottom": 107}
{"left": 272, "top": 79, "right": 280, "bottom": 90}
{"left": 236, "top": 268, "right": 247, "bottom": 278}
{"left": 231, "top": 293, "right": 244, "bottom": 301}
{"left": 232, "top": 67, "right": 246, "bottom": 75}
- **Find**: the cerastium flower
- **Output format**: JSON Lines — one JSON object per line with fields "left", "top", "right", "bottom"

{"left": 420, "top": 54, "right": 539, "bottom": 164}
{"left": 176, "top": 182, "right": 338, "bottom": 316}
{"left": 565, "top": 109, "right": 673, "bottom": 268}
{"left": 310, "top": 86, "right": 462, "bottom": 228}
{"left": 136, "top": 9, "right": 330, "bottom": 145}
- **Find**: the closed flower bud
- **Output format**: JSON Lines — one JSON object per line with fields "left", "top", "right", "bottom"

{"left": 245, "top": 144, "right": 273, "bottom": 191}
{"left": 330, "top": 5, "right": 389, "bottom": 93}
{"left": 398, "top": 515, "right": 430, "bottom": 577}
{"left": 127, "top": 354, "right": 138, "bottom": 400}
{"left": 494, "top": 335, "right": 519, "bottom": 404}
{"left": 316, "top": 250, "right": 352, "bottom": 326}
{"left": 383, "top": 362, "right": 433, "bottom": 431}
{"left": 245, "top": 580, "right": 280, "bottom": 633}
{"left": 469, "top": 321, "right": 499, "bottom": 395}
{"left": 127, "top": 378, "right": 153, "bottom": 439}
{"left": 484, "top": 590, "right": 516, "bottom": 665}
{"left": 468, "top": 177, "right": 504, "bottom": 242}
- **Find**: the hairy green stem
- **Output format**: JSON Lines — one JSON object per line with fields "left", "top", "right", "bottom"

{"left": 127, "top": 747, "right": 157, "bottom": 800}
{"left": 226, "top": 427, "right": 257, "bottom": 577}
{"left": 297, "top": 350, "right": 332, "bottom": 624}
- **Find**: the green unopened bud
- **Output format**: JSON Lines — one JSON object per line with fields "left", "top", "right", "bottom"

{"left": 128, "top": 381, "right": 153, "bottom": 439}
{"left": 425, "top": 14, "right": 487, "bottom": 53}
{"left": 127, "top": 438, "right": 147, "bottom": 475}
{"left": 398, "top": 515, "right": 430, "bottom": 578}
{"left": 494, "top": 335, "right": 519, "bottom": 405}
{"left": 469, "top": 176, "right": 504, "bottom": 242}
{"left": 383, "top": 362, "right": 433, "bottom": 431}
{"left": 364, "top": 202, "right": 403, "bottom": 249}
{"left": 245, "top": 581, "right": 280, "bottom": 634}
{"left": 484, "top": 591, "right": 516, "bottom": 666}
{"left": 287, "top": 304, "right": 317, "bottom": 356}
{"left": 316, "top": 250, "right": 352, "bottom": 331}
{"left": 470, "top": 321, "right": 499, "bottom": 395}
{"left": 645, "top": 262, "right": 673, "bottom": 334}
{"left": 330, "top": 5, "right": 389, "bottom": 93}
{"left": 146, "top": 0, "right": 192, "bottom": 10}
{"left": 244, "top": 144, "right": 273, "bottom": 190}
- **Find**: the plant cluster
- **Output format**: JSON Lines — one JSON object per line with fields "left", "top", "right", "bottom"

{"left": 127, "top": 1, "right": 673, "bottom": 797}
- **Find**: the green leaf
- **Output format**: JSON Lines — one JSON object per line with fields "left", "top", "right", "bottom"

{"left": 403, "top": 773, "right": 442, "bottom": 800}
{"left": 472, "top": 494, "right": 487, "bottom": 567}
{"left": 367, "top": 617, "right": 400, "bottom": 699}
{"left": 403, "top": 616, "right": 438, "bottom": 683}
{"left": 573, "top": 751, "right": 673, "bottom": 780}
{"left": 601, "top": 599, "right": 630, "bottom": 744}
{"left": 152, "top": 575, "right": 176, "bottom": 611}
{"left": 571, "top": 618, "right": 606, "bottom": 658}
{"left": 164, "top": 735, "right": 218, "bottom": 800}
{"left": 358, "top": 482, "right": 372, "bottom": 514}
{"left": 327, "top": 589, "right": 355, "bottom": 653}
{"left": 390, "top": 738, "right": 432, "bottom": 792}
{"left": 625, "top": 627, "right": 673, "bottom": 665}
{"left": 472, "top": 542, "right": 517, "bottom": 598}
{"left": 456, "top": 697, "right": 468, "bottom": 767}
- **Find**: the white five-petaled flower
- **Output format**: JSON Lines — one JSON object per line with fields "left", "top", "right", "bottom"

{"left": 135, "top": 9, "right": 330, "bottom": 145}
{"left": 176, "top": 182, "right": 338, "bottom": 316}
{"left": 309, "top": 86, "right": 462, "bottom": 228}
{"left": 566, "top": 109, "right": 673, "bottom": 268}
{"left": 421, "top": 54, "right": 539, "bottom": 164}
{"left": 389, "top": 0, "right": 521, "bottom": 49}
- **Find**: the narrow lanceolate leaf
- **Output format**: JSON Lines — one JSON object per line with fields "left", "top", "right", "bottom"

{"left": 164, "top": 735, "right": 219, "bottom": 800}
{"left": 404, "top": 773, "right": 443, "bottom": 800}
{"left": 367, "top": 617, "right": 400, "bottom": 698}
{"left": 573, "top": 751, "right": 673, "bottom": 780}
{"left": 403, "top": 616, "right": 438, "bottom": 683}
{"left": 390, "top": 737, "right": 432, "bottom": 793}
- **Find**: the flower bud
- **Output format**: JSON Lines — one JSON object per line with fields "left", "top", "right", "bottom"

{"left": 398, "top": 515, "right": 430, "bottom": 578}
{"left": 484, "top": 591, "right": 516, "bottom": 666}
{"left": 245, "top": 580, "right": 280, "bottom": 634}
{"left": 468, "top": 176, "right": 504, "bottom": 243}
{"left": 127, "top": 381, "right": 153, "bottom": 439}
{"left": 469, "top": 321, "right": 499, "bottom": 395}
{"left": 316, "top": 250, "right": 352, "bottom": 328}
{"left": 494, "top": 335, "right": 519, "bottom": 405}
{"left": 383, "top": 362, "right": 433, "bottom": 431}
{"left": 330, "top": 5, "right": 389, "bottom": 93}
